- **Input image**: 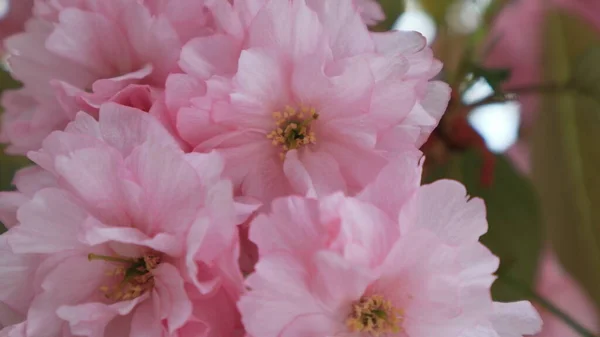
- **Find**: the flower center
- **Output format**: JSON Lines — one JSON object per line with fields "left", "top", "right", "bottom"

{"left": 266, "top": 105, "right": 319, "bottom": 160}
{"left": 346, "top": 295, "right": 404, "bottom": 336}
{"left": 88, "top": 252, "right": 162, "bottom": 302}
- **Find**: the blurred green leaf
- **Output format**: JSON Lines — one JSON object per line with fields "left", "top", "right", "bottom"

{"left": 0, "top": 68, "right": 27, "bottom": 232}
{"left": 372, "top": 0, "right": 405, "bottom": 31}
{"left": 472, "top": 65, "right": 511, "bottom": 92}
{"left": 0, "top": 146, "right": 30, "bottom": 233}
{"left": 532, "top": 11, "right": 600, "bottom": 308}
{"left": 571, "top": 46, "right": 600, "bottom": 98}
{"left": 418, "top": 0, "right": 455, "bottom": 25}
{"left": 0, "top": 146, "right": 29, "bottom": 191}
{"left": 424, "top": 152, "right": 543, "bottom": 301}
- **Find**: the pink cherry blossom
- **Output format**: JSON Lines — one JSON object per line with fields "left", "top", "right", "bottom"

{"left": 534, "top": 250, "right": 598, "bottom": 337}
{"left": 167, "top": 0, "right": 450, "bottom": 204}
{"left": 0, "top": 103, "right": 245, "bottom": 337}
{"left": 239, "top": 158, "right": 542, "bottom": 337}
{"left": 1, "top": 0, "right": 241, "bottom": 154}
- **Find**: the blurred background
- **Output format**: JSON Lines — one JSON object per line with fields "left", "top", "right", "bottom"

{"left": 1, "top": 0, "right": 599, "bottom": 336}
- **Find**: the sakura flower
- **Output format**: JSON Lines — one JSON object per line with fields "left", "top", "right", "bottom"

{"left": 534, "top": 250, "right": 598, "bottom": 337}
{"left": 0, "top": 103, "right": 245, "bottom": 337}
{"left": 1, "top": 0, "right": 242, "bottom": 154}
{"left": 167, "top": 0, "right": 450, "bottom": 203}
{"left": 239, "top": 158, "right": 542, "bottom": 337}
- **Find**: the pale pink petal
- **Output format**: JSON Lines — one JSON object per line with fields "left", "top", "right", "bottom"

{"left": 180, "top": 35, "right": 241, "bottom": 79}
{"left": 124, "top": 144, "right": 202, "bottom": 234}
{"left": 56, "top": 297, "right": 144, "bottom": 337}
{"left": 282, "top": 150, "right": 318, "bottom": 198}
{"left": 402, "top": 179, "right": 488, "bottom": 245}
{"left": 0, "top": 236, "right": 38, "bottom": 315}
{"left": 309, "top": 251, "right": 374, "bottom": 311}
{"left": 12, "top": 166, "right": 57, "bottom": 196}
{"left": 26, "top": 254, "right": 105, "bottom": 337}
{"left": 47, "top": 8, "right": 131, "bottom": 77}
{"left": 292, "top": 149, "right": 346, "bottom": 196}
{"left": 490, "top": 302, "right": 542, "bottom": 337}
{"left": 97, "top": 103, "right": 181, "bottom": 156}
{"left": 186, "top": 287, "right": 241, "bottom": 337}
{"left": 53, "top": 147, "right": 129, "bottom": 224}
{"left": 305, "top": 0, "right": 375, "bottom": 57}
{"left": 240, "top": 254, "right": 325, "bottom": 337}
{"left": 371, "top": 30, "right": 427, "bottom": 55}
{"left": 321, "top": 196, "right": 399, "bottom": 266}
{"left": 153, "top": 263, "right": 192, "bottom": 333}
{"left": 79, "top": 218, "right": 182, "bottom": 257}
{"left": 165, "top": 74, "right": 207, "bottom": 114}
{"left": 250, "top": 196, "right": 324, "bottom": 257}
{"left": 10, "top": 188, "right": 87, "bottom": 253}
{"left": 358, "top": 156, "right": 423, "bottom": 219}
{"left": 129, "top": 300, "right": 162, "bottom": 337}
{"left": 232, "top": 48, "right": 291, "bottom": 114}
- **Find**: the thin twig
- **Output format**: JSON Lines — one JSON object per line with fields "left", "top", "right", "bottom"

{"left": 466, "top": 83, "right": 572, "bottom": 109}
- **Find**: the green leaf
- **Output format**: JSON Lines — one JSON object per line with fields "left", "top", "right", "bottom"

{"left": 0, "top": 68, "right": 27, "bottom": 232}
{"left": 532, "top": 10, "right": 600, "bottom": 308}
{"left": 372, "top": 0, "right": 405, "bottom": 31}
{"left": 0, "top": 146, "right": 30, "bottom": 233}
{"left": 424, "top": 152, "right": 543, "bottom": 301}
{"left": 417, "top": 0, "right": 455, "bottom": 25}
{"left": 471, "top": 65, "right": 512, "bottom": 92}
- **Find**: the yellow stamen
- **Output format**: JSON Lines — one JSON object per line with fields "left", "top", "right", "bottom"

{"left": 89, "top": 252, "right": 162, "bottom": 302}
{"left": 266, "top": 105, "right": 319, "bottom": 159}
{"left": 346, "top": 295, "right": 403, "bottom": 336}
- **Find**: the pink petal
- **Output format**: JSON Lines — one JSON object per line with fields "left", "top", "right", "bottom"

{"left": 305, "top": 0, "right": 374, "bottom": 57}
{"left": 358, "top": 157, "right": 423, "bottom": 219}
{"left": 165, "top": 73, "right": 207, "bottom": 114}
{"left": 250, "top": 196, "right": 324, "bottom": 257}
{"left": 371, "top": 30, "right": 427, "bottom": 55}
{"left": 180, "top": 35, "right": 241, "bottom": 79}
{"left": 0, "top": 236, "right": 38, "bottom": 315}
{"left": 11, "top": 188, "right": 87, "bottom": 254}
{"left": 47, "top": 8, "right": 131, "bottom": 77}
{"left": 282, "top": 150, "right": 317, "bottom": 198}
{"left": 12, "top": 166, "right": 57, "bottom": 196}
{"left": 53, "top": 147, "right": 129, "bottom": 225}
{"left": 309, "top": 251, "right": 374, "bottom": 311}
{"left": 153, "top": 263, "right": 192, "bottom": 333}
{"left": 240, "top": 255, "right": 324, "bottom": 337}
{"left": 93, "top": 103, "right": 180, "bottom": 156}
{"left": 402, "top": 179, "right": 488, "bottom": 246}
{"left": 321, "top": 196, "right": 399, "bottom": 266}
{"left": 124, "top": 144, "right": 202, "bottom": 235}
{"left": 232, "top": 48, "right": 291, "bottom": 114}
{"left": 130, "top": 300, "right": 163, "bottom": 337}
{"left": 80, "top": 218, "right": 182, "bottom": 257}
{"left": 490, "top": 302, "right": 542, "bottom": 337}
{"left": 26, "top": 254, "right": 106, "bottom": 337}
{"left": 56, "top": 297, "right": 144, "bottom": 337}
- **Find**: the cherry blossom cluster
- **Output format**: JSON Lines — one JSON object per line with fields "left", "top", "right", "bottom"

{"left": 0, "top": 1, "right": 542, "bottom": 336}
